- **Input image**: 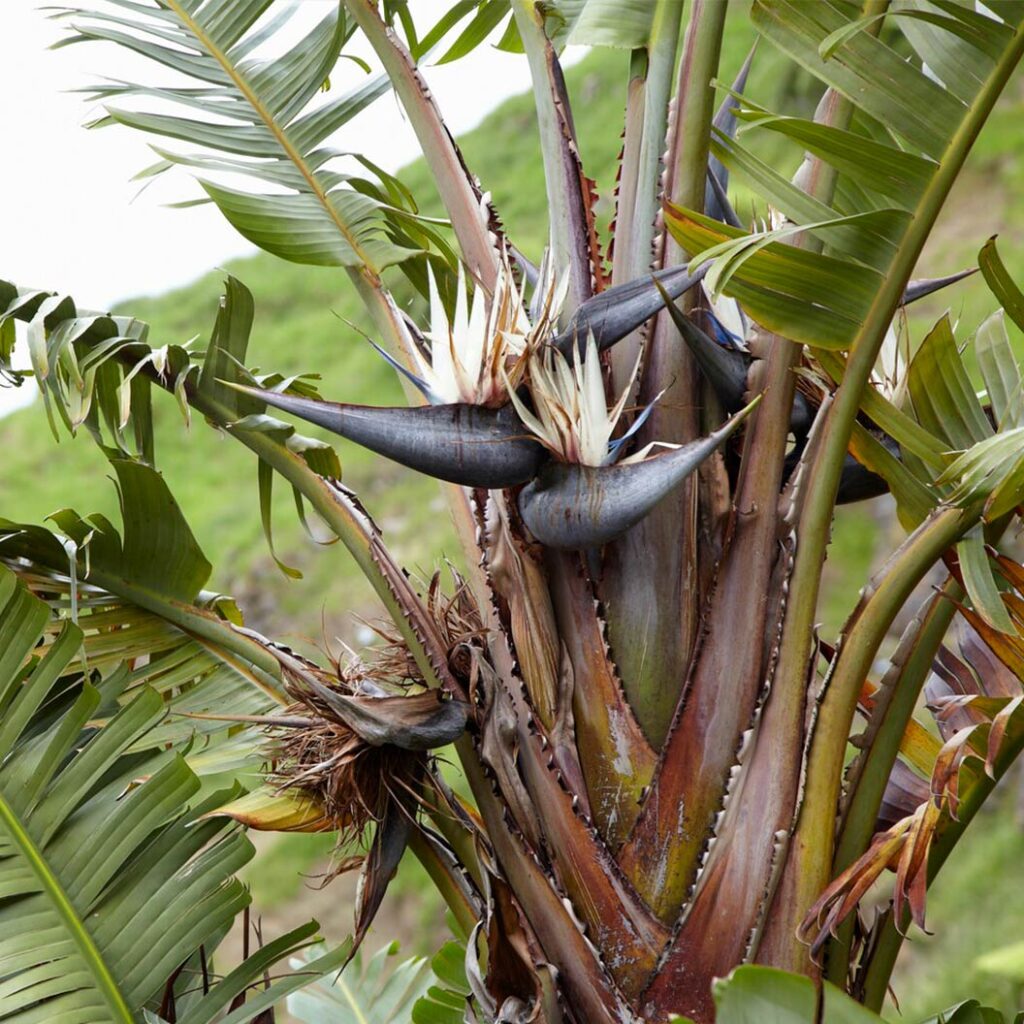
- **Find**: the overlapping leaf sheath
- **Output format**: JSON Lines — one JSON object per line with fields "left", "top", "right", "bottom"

{"left": 16, "top": 2, "right": 1024, "bottom": 1022}
{"left": 543, "top": 551, "right": 657, "bottom": 848}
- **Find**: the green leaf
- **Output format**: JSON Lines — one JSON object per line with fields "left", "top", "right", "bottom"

{"left": 976, "top": 310, "right": 1023, "bottom": 430}
{"left": 109, "top": 458, "right": 213, "bottom": 603}
{"left": 980, "top": 236, "right": 1024, "bottom": 334}
{"left": 957, "top": 527, "right": 1015, "bottom": 634}
{"left": 198, "top": 274, "right": 258, "bottom": 418}
{"left": 936, "top": 427, "right": 1024, "bottom": 518}
{"left": 201, "top": 179, "right": 420, "bottom": 270}
{"left": 412, "top": 940, "right": 471, "bottom": 1024}
{"left": 60, "top": 1, "right": 427, "bottom": 277}
{"left": 907, "top": 315, "right": 992, "bottom": 450}
{"left": 734, "top": 110, "right": 934, "bottom": 207}
{"left": 849, "top": 422, "right": 935, "bottom": 531}
{"left": 0, "top": 534, "right": 350, "bottom": 1019}
{"left": 919, "top": 1001, "right": 1013, "bottom": 1024}
{"left": 701, "top": 965, "right": 898, "bottom": 1023}
{"left": 48, "top": 456, "right": 212, "bottom": 605}
{"left": 817, "top": 11, "right": 892, "bottom": 60}
{"left": 710, "top": 130, "right": 909, "bottom": 267}
{"left": 822, "top": 983, "right": 890, "bottom": 1024}
{"left": 412, "top": 2, "right": 484, "bottom": 60}
{"left": 710, "top": 965, "right": 816, "bottom": 1023}
{"left": 753, "top": 0, "right": 964, "bottom": 160}
{"left": 178, "top": 922, "right": 327, "bottom": 1024}
{"left": 562, "top": 0, "right": 658, "bottom": 48}
{"left": 815, "top": 349, "right": 950, "bottom": 470}
{"left": 231, "top": 412, "right": 343, "bottom": 579}
{"left": 436, "top": 0, "right": 509, "bottom": 64}
{"left": 1, "top": 487, "right": 289, "bottom": 727}
{"left": 428, "top": 941, "right": 470, "bottom": 996}
{"left": 665, "top": 205, "right": 881, "bottom": 349}
{"left": 288, "top": 941, "right": 433, "bottom": 1024}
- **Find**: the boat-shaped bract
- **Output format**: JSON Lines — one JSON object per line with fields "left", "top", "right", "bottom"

{"left": 518, "top": 402, "right": 758, "bottom": 549}
{"left": 551, "top": 264, "right": 710, "bottom": 356}
{"left": 232, "top": 385, "right": 545, "bottom": 489}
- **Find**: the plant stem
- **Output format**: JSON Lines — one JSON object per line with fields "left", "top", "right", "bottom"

{"left": 602, "top": 0, "right": 727, "bottom": 748}
{"left": 407, "top": 829, "right": 478, "bottom": 939}
{"left": 768, "top": 507, "right": 974, "bottom": 974}
{"left": 342, "top": 0, "right": 498, "bottom": 292}
{"left": 609, "top": 1, "right": 684, "bottom": 392}
{"left": 761, "top": 14, "right": 1024, "bottom": 969}
{"left": 633, "top": 78, "right": 864, "bottom": 963}
{"left": 511, "top": 0, "right": 595, "bottom": 315}
{"left": 824, "top": 579, "right": 960, "bottom": 984}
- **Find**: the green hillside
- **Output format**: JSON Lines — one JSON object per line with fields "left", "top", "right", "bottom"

{"left": 3, "top": 23, "right": 1024, "bottom": 1020}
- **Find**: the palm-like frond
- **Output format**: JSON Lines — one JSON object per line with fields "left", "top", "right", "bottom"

{"left": 0, "top": 273, "right": 457, "bottom": 700}
{"left": 1, "top": 519, "right": 279, "bottom": 753}
{"left": 0, "top": 553, "right": 343, "bottom": 1023}
{"left": 56, "top": 1, "right": 441, "bottom": 276}
{"left": 286, "top": 941, "right": 436, "bottom": 1024}
{"left": 0, "top": 445, "right": 290, "bottom": 715}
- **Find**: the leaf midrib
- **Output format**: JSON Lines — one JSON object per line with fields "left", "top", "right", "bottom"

{"left": 0, "top": 786, "right": 134, "bottom": 1023}
{"left": 164, "top": 0, "right": 380, "bottom": 275}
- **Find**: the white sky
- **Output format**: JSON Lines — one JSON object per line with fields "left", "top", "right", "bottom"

{"left": 0, "top": 3, "right": 583, "bottom": 415}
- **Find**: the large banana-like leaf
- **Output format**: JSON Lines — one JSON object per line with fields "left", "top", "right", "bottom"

{"left": 57, "top": 1, "right": 432, "bottom": 275}
{"left": 0, "top": 559, "right": 339, "bottom": 1023}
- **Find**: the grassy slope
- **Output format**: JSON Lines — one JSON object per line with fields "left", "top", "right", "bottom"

{"left": 3, "top": 20, "right": 1024, "bottom": 1015}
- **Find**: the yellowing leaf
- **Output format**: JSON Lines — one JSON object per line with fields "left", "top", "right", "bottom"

{"left": 207, "top": 785, "right": 334, "bottom": 833}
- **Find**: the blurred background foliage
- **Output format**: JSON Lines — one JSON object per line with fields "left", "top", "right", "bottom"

{"left": 2, "top": 12, "right": 1024, "bottom": 1021}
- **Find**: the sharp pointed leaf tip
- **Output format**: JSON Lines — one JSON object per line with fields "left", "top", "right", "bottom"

{"left": 551, "top": 264, "right": 709, "bottom": 356}
{"left": 363, "top": 334, "right": 439, "bottom": 403}
{"left": 653, "top": 277, "right": 749, "bottom": 411}
{"left": 901, "top": 268, "right": 978, "bottom": 306}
